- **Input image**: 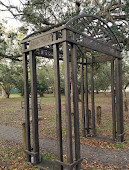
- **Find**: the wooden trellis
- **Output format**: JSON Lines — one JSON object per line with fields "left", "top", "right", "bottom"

{"left": 22, "top": 14, "right": 124, "bottom": 169}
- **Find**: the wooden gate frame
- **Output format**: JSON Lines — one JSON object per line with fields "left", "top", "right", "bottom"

{"left": 21, "top": 14, "right": 124, "bottom": 169}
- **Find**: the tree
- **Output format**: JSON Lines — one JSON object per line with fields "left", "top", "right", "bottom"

{"left": 94, "top": 63, "right": 111, "bottom": 93}
{"left": 0, "top": 0, "right": 128, "bottom": 97}
{"left": 0, "top": 64, "right": 16, "bottom": 98}
{"left": 37, "top": 67, "right": 49, "bottom": 97}
{"left": 0, "top": 0, "right": 128, "bottom": 51}
{"left": 82, "top": 0, "right": 129, "bottom": 51}
{"left": 0, "top": 19, "right": 24, "bottom": 61}
{"left": 0, "top": 0, "right": 76, "bottom": 32}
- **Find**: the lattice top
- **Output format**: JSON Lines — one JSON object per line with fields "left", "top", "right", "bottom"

{"left": 65, "top": 14, "right": 121, "bottom": 51}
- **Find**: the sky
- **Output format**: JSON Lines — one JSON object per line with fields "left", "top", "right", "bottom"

{"left": 0, "top": 0, "right": 22, "bottom": 29}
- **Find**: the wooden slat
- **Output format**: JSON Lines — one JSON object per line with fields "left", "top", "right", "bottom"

{"left": 71, "top": 40, "right": 81, "bottom": 170}
{"left": 119, "top": 59, "right": 124, "bottom": 142}
{"left": 80, "top": 57, "right": 86, "bottom": 137}
{"left": 91, "top": 57, "right": 96, "bottom": 135}
{"left": 111, "top": 60, "right": 116, "bottom": 140}
{"left": 53, "top": 33, "right": 63, "bottom": 170}
{"left": 30, "top": 51, "right": 39, "bottom": 164}
{"left": 85, "top": 58, "right": 89, "bottom": 134}
{"left": 66, "top": 26, "right": 121, "bottom": 57}
{"left": 115, "top": 58, "right": 124, "bottom": 142}
{"left": 23, "top": 52, "right": 31, "bottom": 162}
{"left": 63, "top": 41, "right": 73, "bottom": 164}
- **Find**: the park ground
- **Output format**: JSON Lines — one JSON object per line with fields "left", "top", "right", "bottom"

{"left": 0, "top": 93, "right": 129, "bottom": 169}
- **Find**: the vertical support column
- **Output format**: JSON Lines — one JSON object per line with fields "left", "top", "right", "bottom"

{"left": 30, "top": 50, "right": 39, "bottom": 164}
{"left": 53, "top": 33, "right": 63, "bottom": 170}
{"left": 81, "top": 57, "right": 86, "bottom": 137}
{"left": 23, "top": 52, "right": 31, "bottom": 162}
{"left": 111, "top": 60, "right": 116, "bottom": 141}
{"left": 115, "top": 58, "right": 124, "bottom": 142}
{"left": 85, "top": 58, "right": 89, "bottom": 135}
{"left": 71, "top": 42, "right": 81, "bottom": 170}
{"left": 63, "top": 41, "right": 73, "bottom": 164}
{"left": 91, "top": 58, "right": 96, "bottom": 136}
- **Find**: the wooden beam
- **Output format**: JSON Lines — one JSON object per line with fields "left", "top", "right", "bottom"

{"left": 53, "top": 33, "right": 63, "bottom": 170}
{"left": 91, "top": 57, "right": 96, "bottom": 136}
{"left": 115, "top": 58, "right": 124, "bottom": 142}
{"left": 81, "top": 57, "right": 86, "bottom": 137}
{"left": 30, "top": 50, "right": 39, "bottom": 164}
{"left": 111, "top": 60, "right": 116, "bottom": 141}
{"left": 85, "top": 58, "right": 90, "bottom": 135}
{"left": 23, "top": 52, "right": 31, "bottom": 162}
{"left": 71, "top": 41, "right": 81, "bottom": 170}
{"left": 63, "top": 40, "right": 73, "bottom": 164}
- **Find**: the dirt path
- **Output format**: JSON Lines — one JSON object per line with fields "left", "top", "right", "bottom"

{"left": 0, "top": 125, "right": 129, "bottom": 168}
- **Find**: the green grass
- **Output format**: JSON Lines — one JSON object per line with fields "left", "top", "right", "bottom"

{"left": 0, "top": 94, "right": 22, "bottom": 99}
{"left": 0, "top": 92, "right": 129, "bottom": 150}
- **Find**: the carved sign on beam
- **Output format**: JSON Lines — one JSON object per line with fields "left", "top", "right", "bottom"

{"left": 29, "top": 34, "right": 53, "bottom": 51}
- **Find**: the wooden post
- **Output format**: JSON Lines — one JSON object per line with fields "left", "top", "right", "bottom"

{"left": 63, "top": 40, "right": 73, "bottom": 164}
{"left": 111, "top": 60, "right": 116, "bottom": 141}
{"left": 85, "top": 58, "right": 89, "bottom": 135}
{"left": 30, "top": 50, "right": 39, "bottom": 164}
{"left": 22, "top": 122, "right": 26, "bottom": 150}
{"left": 91, "top": 57, "right": 96, "bottom": 136}
{"left": 23, "top": 52, "right": 31, "bottom": 162}
{"left": 97, "top": 106, "right": 101, "bottom": 125}
{"left": 71, "top": 39, "right": 81, "bottom": 170}
{"left": 115, "top": 58, "right": 124, "bottom": 142}
{"left": 81, "top": 57, "right": 86, "bottom": 137}
{"left": 53, "top": 33, "right": 63, "bottom": 170}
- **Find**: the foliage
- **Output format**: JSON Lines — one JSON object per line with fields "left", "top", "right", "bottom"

{"left": 0, "top": 0, "right": 128, "bottom": 50}
{"left": 122, "top": 51, "right": 129, "bottom": 87}
{"left": 0, "top": 0, "right": 129, "bottom": 93}
{"left": 37, "top": 67, "right": 49, "bottom": 97}
{"left": 0, "top": 63, "right": 16, "bottom": 98}
{"left": 0, "top": 60, "right": 25, "bottom": 98}
{"left": 0, "top": 19, "right": 24, "bottom": 61}
{"left": 94, "top": 62, "right": 111, "bottom": 93}
{"left": 82, "top": 0, "right": 129, "bottom": 50}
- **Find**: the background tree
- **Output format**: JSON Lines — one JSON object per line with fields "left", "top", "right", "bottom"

{"left": 0, "top": 63, "right": 16, "bottom": 98}
{"left": 0, "top": 19, "right": 24, "bottom": 61}
{"left": 0, "top": 0, "right": 128, "bottom": 97}
{"left": 37, "top": 67, "right": 49, "bottom": 97}
{"left": 94, "top": 63, "right": 110, "bottom": 94}
{"left": 0, "top": 0, "right": 128, "bottom": 51}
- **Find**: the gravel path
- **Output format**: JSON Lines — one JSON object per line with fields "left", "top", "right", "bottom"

{"left": 0, "top": 125, "right": 129, "bottom": 167}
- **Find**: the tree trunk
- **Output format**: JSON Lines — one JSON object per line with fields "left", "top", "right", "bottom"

{"left": 6, "top": 93, "right": 10, "bottom": 98}
{"left": 96, "top": 89, "right": 99, "bottom": 94}
{"left": 2, "top": 86, "right": 6, "bottom": 96}
{"left": 123, "top": 86, "right": 128, "bottom": 112}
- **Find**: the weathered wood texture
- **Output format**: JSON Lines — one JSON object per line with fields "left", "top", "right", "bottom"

{"left": 23, "top": 53, "right": 31, "bottom": 162}
{"left": 30, "top": 51, "right": 39, "bottom": 164}
{"left": 81, "top": 57, "right": 86, "bottom": 137}
{"left": 63, "top": 41, "right": 73, "bottom": 164}
{"left": 97, "top": 106, "right": 101, "bottom": 125}
{"left": 71, "top": 41, "right": 81, "bottom": 170}
{"left": 111, "top": 60, "right": 116, "bottom": 141}
{"left": 91, "top": 58, "right": 96, "bottom": 136}
{"left": 85, "top": 58, "right": 89, "bottom": 135}
{"left": 115, "top": 58, "right": 124, "bottom": 142}
{"left": 53, "top": 33, "right": 63, "bottom": 170}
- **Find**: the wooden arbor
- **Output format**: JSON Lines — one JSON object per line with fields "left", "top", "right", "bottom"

{"left": 22, "top": 14, "right": 124, "bottom": 169}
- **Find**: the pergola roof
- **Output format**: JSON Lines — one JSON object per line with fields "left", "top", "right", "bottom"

{"left": 22, "top": 13, "right": 122, "bottom": 63}
{"left": 66, "top": 14, "right": 121, "bottom": 50}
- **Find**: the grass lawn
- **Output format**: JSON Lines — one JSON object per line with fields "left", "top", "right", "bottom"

{"left": 0, "top": 93, "right": 129, "bottom": 147}
{"left": 0, "top": 93, "right": 129, "bottom": 168}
